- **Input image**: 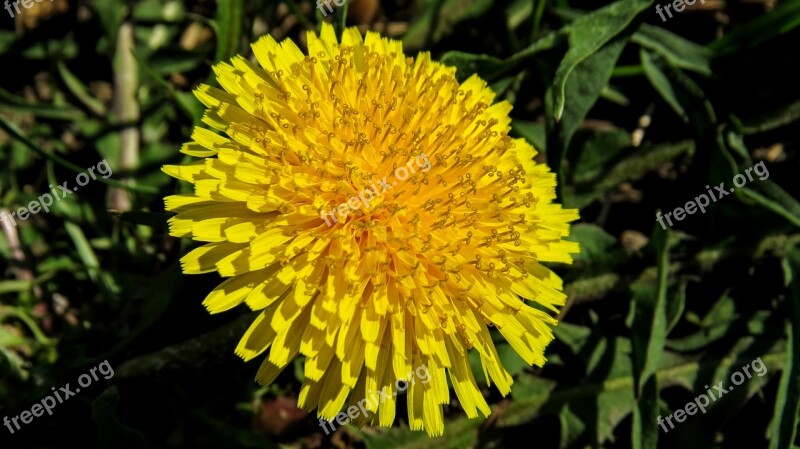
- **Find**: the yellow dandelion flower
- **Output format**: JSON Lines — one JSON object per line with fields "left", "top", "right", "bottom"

{"left": 163, "top": 23, "right": 579, "bottom": 437}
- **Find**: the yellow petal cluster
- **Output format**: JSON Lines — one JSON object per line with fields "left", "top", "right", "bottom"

{"left": 163, "top": 23, "right": 579, "bottom": 437}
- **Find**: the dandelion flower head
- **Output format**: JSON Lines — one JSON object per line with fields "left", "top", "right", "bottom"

{"left": 163, "top": 23, "right": 579, "bottom": 437}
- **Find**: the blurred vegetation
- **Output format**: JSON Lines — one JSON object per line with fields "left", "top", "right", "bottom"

{"left": 1, "top": 0, "right": 799, "bottom": 448}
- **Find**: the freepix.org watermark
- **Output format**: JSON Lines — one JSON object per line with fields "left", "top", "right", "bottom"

{"left": 4, "top": 0, "right": 52, "bottom": 19}
{"left": 3, "top": 360, "right": 114, "bottom": 434}
{"left": 654, "top": 0, "right": 706, "bottom": 22}
{"left": 656, "top": 161, "right": 769, "bottom": 230}
{"left": 316, "top": 0, "right": 346, "bottom": 17}
{"left": 0, "top": 159, "right": 112, "bottom": 228}
{"left": 318, "top": 364, "right": 431, "bottom": 434}
{"left": 319, "top": 152, "right": 432, "bottom": 227}
{"left": 657, "top": 356, "right": 768, "bottom": 433}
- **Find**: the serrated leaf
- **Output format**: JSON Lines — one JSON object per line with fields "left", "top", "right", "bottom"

{"left": 440, "top": 31, "right": 560, "bottom": 83}
{"left": 547, "top": 35, "right": 630, "bottom": 201}
{"left": 739, "top": 182, "right": 800, "bottom": 229}
{"left": 568, "top": 224, "right": 618, "bottom": 267}
{"left": 404, "top": 0, "right": 494, "bottom": 47}
{"left": 724, "top": 132, "right": 800, "bottom": 228}
{"left": 503, "top": 337, "right": 784, "bottom": 441}
{"left": 742, "top": 98, "right": 800, "bottom": 134}
{"left": 570, "top": 127, "right": 632, "bottom": 184}
{"left": 641, "top": 49, "right": 717, "bottom": 138}
{"left": 641, "top": 49, "right": 687, "bottom": 120}
{"left": 564, "top": 140, "right": 694, "bottom": 209}
{"left": 708, "top": 0, "right": 800, "bottom": 54}
{"left": 769, "top": 248, "right": 800, "bottom": 449}
{"left": 630, "top": 226, "right": 671, "bottom": 449}
{"left": 510, "top": 120, "right": 546, "bottom": 153}
{"left": 355, "top": 414, "right": 480, "bottom": 449}
{"left": 550, "top": 0, "right": 652, "bottom": 121}
{"left": 667, "top": 310, "right": 775, "bottom": 352}
{"left": 558, "top": 405, "right": 587, "bottom": 448}
{"left": 633, "top": 24, "right": 711, "bottom": 75}
{"left": 497, "top": 342, "right": 528, "bottom": 377}
{"left": 665, "top": 281, "right": 687, "bottom": 334}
